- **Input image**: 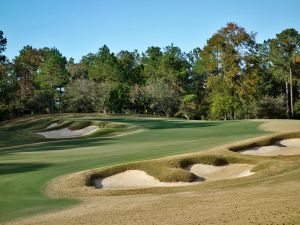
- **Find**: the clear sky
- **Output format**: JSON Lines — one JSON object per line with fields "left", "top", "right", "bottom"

{"left": 1, "top": 0, "right": 300, "bottom": 62}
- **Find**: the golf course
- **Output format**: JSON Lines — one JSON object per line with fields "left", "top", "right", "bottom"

{"left": 0, "top": 115, "right": 300, "bottom": 224}
{"left": 1, "top": 1, "right": 300, "bottom": 224}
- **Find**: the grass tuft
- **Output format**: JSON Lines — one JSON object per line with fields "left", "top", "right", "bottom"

{"left": 68, "top": 121, "right": 93, "bottom": 130}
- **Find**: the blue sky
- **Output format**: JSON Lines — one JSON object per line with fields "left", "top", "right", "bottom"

{"left": 1, "top": 0, "right": 300, "bottom": 62}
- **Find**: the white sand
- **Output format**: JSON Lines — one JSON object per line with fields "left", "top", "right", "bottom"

{"left": 38, "top": 126, "right": 99, "bottom": 139}
{"left": 240, "top": 138, "right": 300, "bottom": 156}
{"left": 280, "top": 139, "right": 300, "bottom": 148}
{"left": 186, "top": 164, "right": 254, "bottom": 181}
{"left": 47, "top": 123, "right": 58, "bottom": 129}
{"left": 94, "top": 170, "right": 199, "bottom": 189}
{"left": 95, "top": 164, "right": 254, "bottom": 190}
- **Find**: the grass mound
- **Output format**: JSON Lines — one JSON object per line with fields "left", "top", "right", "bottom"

{"left": 68, "top": 121, "right": 93, "bottom": 130}
{"left": 0, "top": 115, "right": 138, "bottom": 148}
{"left": 41, "top": 121, "right": 73, "bottom": 131}
{"left": 36, "top": 118, "right": 138, "bottom": 140}
{"left": 87, "top": 161, "right": 197, "bottom": 184}
{"left": 40, "top": 119, "right": 129, "bottom": 133}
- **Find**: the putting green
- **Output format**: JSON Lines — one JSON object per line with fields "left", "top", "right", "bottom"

{"left": 0, "top": 115, "right": 267, "bottom": 223}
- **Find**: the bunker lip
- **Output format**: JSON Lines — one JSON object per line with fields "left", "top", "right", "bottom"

{"left": 37, "top": 125, "right": 99, "bottom": 139}
{"left": 239, "top": 138, "right": 300, "bottom": 156}
{"left": 94, "top": 164, "right": 254, "bottom": 190}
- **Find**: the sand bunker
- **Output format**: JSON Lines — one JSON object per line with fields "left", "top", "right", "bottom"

{"left": 186, "top": 164, "right": 254, "bottom": 181}
{"left": 94, "top": 170, "right": 198, "bottom": 189}
{"left": 38, "top": 126, "right": 99, "bottom": 139}
{"left": 46, "top": 123, "right": 59, "bottom": 129}
{"left": 94, "top": 164, "right": 254, "bottom": 190}
{"left": 239, "top": 138, "right": 300, "bottom": 156}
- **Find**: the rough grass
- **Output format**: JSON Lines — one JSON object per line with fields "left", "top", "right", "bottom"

{"left": 68, "top": 121, "right": 93, "bottom": 130}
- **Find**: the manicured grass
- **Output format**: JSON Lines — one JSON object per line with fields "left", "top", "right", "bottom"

{"left": 0, "top": 115, "right": 267, "bottom": 223}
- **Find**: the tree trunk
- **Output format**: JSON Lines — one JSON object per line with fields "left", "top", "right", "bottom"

{"left": 59, "top": 86, "right": 62, "bottom": 114}
{"left": 285, "top": 81, "right": 291, "bottom": 119}
{"left": 52, "top": 94, "right": 55, "bottom": 114}
{"left": 184, "top": 113, "right": 189, "bottom": 120}
{"left": 289, "top": 66, "right": 294, "bottom": 118}
{"left": 51, "top": 83, "right": 54, "bottom": 114}
{"left": 231, "top": 81, "right": 235, "bottom": 120}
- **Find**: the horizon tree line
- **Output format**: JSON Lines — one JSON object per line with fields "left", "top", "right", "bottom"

{"left": 0, "top": 22, "right": 300, "bottom": 121}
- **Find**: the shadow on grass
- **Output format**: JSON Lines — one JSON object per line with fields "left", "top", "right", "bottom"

{"left": 0, "top": 162, "right": 51, "bottom": 175}
{"left": 0, "top": 138, "right": 112, "bottom": 154}
{"left": 98, "top": 117, "right": 222, "bottom": 129}
{"left": 0, "top": 117, "right": 227, "bottom": 155}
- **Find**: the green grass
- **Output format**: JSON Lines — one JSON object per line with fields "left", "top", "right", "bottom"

{"left": 0, "top": 115, "right": 268, "bottom": 223}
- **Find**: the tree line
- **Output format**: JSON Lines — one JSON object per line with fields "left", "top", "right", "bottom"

{"left": 0, "top": 23, "right": 300, "bottom": 121}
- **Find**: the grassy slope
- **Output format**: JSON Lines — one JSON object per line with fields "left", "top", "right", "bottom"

{"left": 0, "top": 116, "right": 267, "bottom": 223}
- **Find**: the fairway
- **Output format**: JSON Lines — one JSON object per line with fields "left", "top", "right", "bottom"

{"left": 0, "top": 115, "right": 267, "bottom": 223}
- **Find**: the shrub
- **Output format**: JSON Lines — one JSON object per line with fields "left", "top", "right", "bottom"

{"left": 294, "top": 100, "right": 300, "bottom": 119}
{"left": 0, "top": 104, "right": 9, "bottom": 121}
{"left": 257, "top": 95, "right": 286, "bottom": 119}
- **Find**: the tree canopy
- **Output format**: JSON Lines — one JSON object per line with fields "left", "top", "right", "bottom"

{"left": 1, "top": 23, "right": 300, "bottom": 120}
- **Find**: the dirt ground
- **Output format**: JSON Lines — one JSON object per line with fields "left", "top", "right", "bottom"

{"left": 258, "top": 119, "right": 300, "bottom": 132}
{"left": 5, "top": 180, "right": 300, "bottom": 225}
